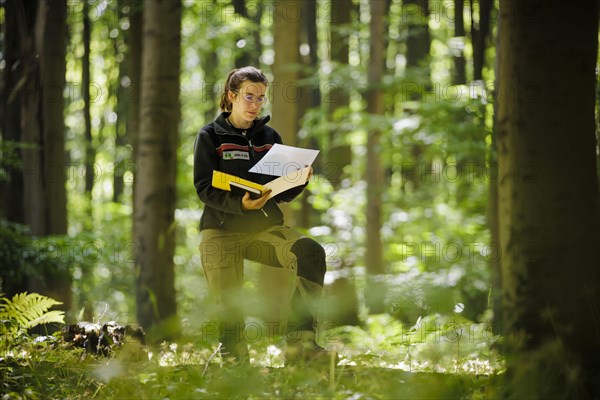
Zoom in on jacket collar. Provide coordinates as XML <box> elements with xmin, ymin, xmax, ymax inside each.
<box><xmin>214</xmin><ymin>112</ymin><xmax>271</xmax><ymax>138</ymax></box>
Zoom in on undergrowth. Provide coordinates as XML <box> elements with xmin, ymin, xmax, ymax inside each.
<box><xmin>1</xmin><ymin>313</ymin><xmax>502</xmax><ymax>399</ymax></box>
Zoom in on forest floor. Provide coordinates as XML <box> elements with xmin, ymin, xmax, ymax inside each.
<box><xmin>1</xmin><ymin>350</ymin><xmax>500</xmax><ymax>399</ymax></box>
<box><xmin>1</xmin><ymin>316</ymin><xmax>503</xmax><ymax>399</ymax></box>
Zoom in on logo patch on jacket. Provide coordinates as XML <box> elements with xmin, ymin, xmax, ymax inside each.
<box><xmin>222</xmin><ymin>150</ymin><xmax>250</xmax><ymax>160</ymax></box>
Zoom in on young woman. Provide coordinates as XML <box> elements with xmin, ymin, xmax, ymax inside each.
<box><xmin>193</xmin><ymin>66</ymin><xmax>328</xmax><ymax>363</ymax></box>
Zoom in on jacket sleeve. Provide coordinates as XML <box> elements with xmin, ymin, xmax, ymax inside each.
<box><xmin>193</xmin><ymin>130</ymin><xmax>246</xmax><ymax>215</ymax></box>
<box><xmin>272</xmin><ymin>133</ymin><xmax>310</xmax><ymax>204</ymax></box>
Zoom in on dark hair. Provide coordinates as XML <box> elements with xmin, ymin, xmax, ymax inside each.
<box><xmin>220</xmin><ymin>66</ymin><xmax>268</xmax><ymax>112</ymax></box>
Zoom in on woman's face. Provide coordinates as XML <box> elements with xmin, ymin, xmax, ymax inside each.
<box><xmin>228</xmin><ymin>81</ymin><xmax>267</xmax><ymax>124</ymax></box>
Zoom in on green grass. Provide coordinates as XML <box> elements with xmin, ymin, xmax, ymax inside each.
<box><xmin>1</xmin><ymin>314</ymin><xmax>502</xmax><ymax>399</ymax></box>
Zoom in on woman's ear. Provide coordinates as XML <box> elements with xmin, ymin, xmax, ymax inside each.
<box><xmin>227</xmin><ymin>90</ymin><xmax>236</xmax><ymax>103</ymax></box>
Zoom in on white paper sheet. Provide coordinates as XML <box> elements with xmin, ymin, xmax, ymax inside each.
<box><xmin>264</xmin><ymin>166</ymin><xmax>311</xmax><ymax>199</ymax></box>
<box><xmin>249</xmin><ymin>143</ymin><xmax>320</xmax><ymax>176</ymax></box>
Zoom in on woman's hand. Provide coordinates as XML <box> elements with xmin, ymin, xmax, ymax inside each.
<box><xmin>306</xmin><ymin>166</ymin><xmax>313</xmax><ymax>183</ymax></box>
<box><xmin>241</xmin><ymin>189</ymin><xmax>272</xmax><ymax>211</ymax></box>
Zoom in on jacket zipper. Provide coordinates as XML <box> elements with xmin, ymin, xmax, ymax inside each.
<box><xmin>247</xmin><ymin>138</ymin><xmax>255</xmax><ymax>163</ymax></box>
<box><xmin>225</xmin><ymin>132</ymin><xmax>268</xmax><ymax>217</ymax></box>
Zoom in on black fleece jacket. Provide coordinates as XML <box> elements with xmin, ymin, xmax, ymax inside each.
<box><xmin>194</xmin><ymin>112</ymin><xmax>307</xmax><ymax>232</ymax></box>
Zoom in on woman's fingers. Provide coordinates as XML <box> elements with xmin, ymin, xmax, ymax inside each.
<box><xmin>242</xmin><ymin>189</ymin><xmax>272</xmax><ymax>210</ymax></box>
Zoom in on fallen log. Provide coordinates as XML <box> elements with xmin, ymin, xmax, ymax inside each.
<box><xmin>62</xmin><ymin>321</ymin><xmax>145</xmax><ymax>356</ymax></box>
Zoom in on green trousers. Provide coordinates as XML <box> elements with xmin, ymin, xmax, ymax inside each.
<box><xmin>200</xmin><ymin>225</ymin><xmax>326</xmax><ymax>361</ymax></box>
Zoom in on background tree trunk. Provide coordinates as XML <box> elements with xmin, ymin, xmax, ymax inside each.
<box><xmin>470</xmin><ymin>0</ymin><xmax>492</xmax><ymax>81</ymax></box>
<box><xmin>364</xmin><ymin>0</ymin><xmax>386</xmax><ymax>314</ymax></box>
<box><xmin>1</xmin><ymin>0</ymin><xmax>25</xmax><ymax>225</ymax></box>
<box><xmin>271</xmin><ymin>0</ymin><xmax>303</xmax><ymax>227</ymax></box>
<box><xmin>497</xmin><ymin>1</ymin><xmax>600</xmax><ymax>396</ymax></box>
<box><xmin>327</xmin><ymin>0</ymin><xmax>353</xmax><ymax>188</ymax></box>
<box><xmin>232</xmin><ymin>0</ymin><xmax>262</xmax><ymax>68</ymax></box>
<box><xmin>488</xmin><ymin>9</ymin><xmax>501</xmax><ymax>334</ymax></box>
<box><xmin>17</xmin><ymin>0</ymin><xmax>71</xmax><ymax>313</ymax></box>
<box><xmin>112</xmin><ymin>0</ymin><xmax>128</xmax><ymax>203</ymax></box>
<box><xmin>127</xmin><ymin>0</ymin><xmax>143</xmax><ymax>164</ymax></box>
<box><xmin>297</xmin><ymin>0</ymin><xmax>320</xmax><ymax>229</ymax></box>
<box><xmin>452</xmin><ymin>0</ymin><xmax>466</xmax><ymax>85</ymax></box>
<box><xmin>402</xmin><ymin>0</ymin><xmax>431</xmax><ymax>194</ymax></box>
<box><xmin>404</xmin><ymin>0</ymin><xmax>430</xmax><ymax>92</ymax></box>
<box><xmin>201</xmin><ymin>51</ymin><xmax>218</xmax><ymax>124</ymax></box>
<box><xmin>83</xmin><ymin>0</ymin><xmax>94</xmax><ymax>195</ymax></box>
<box><xmin>134</xmin><ymin>0</ymin><xmax>181</xmax><ymax>340</ymax></box>
<box><xmin>271</xmin><ymin>0</ymin><xmax>301</xmax><ymax>146</ymax></box>
<box><xmin>20</xmin><ymin>0</ymin><xmax>68</xmax><ymax>238</ymax></box>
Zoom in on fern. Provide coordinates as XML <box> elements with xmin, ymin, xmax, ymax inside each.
<box><xmin>0</xmin><ymin>292</ymin><xmax>65</xmax><ymax>330</ymax></box>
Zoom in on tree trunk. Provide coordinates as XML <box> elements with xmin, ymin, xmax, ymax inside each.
<box><xmin>200</xmin><ymin>51</ymin><xmax>218</xmax><ymax>123</ymax></box>
<box><xmin>452</xmin><ymin>0</ymin><xmax>466</xmax><ymax>85</ymax></box>
<box><xmin>271</xmin><ymin>0</ymin><xmax>303</xmax><ymax>226</ymax></box>
<box><xmin>402</xmin><ymin>0</ymin><xmax>431</xmax><ymax>195</ymax></box>
<box><xmin>134</xmin><ymin>0</ymin><xmax>181</xmax><ymax>340</ymax></box>
<box><xmin>317</xmin><ymin>0</ymin><xmax>359</xmax><ymax>326</ymax></box>
<box><xmin>128</xmin><ymin>0</ymin><xmax>143</xmax><ymax>165</ymax></box>
<box><xmin>364</xmin><ymin>0</ymin><xmax>386</xmax><ymax>314</ymax></box>
<box><xmin>271</xmin><ymin>0</ymin><xmax>301</xmax><ymax>146</ymax></box>
<box><xmin>297</xmin><ymin>0</ymin><xmax>320</xmax><ymax>229</ymax></box>
<box><xmin>1</xmin><ymin>0</ymin><xmax>25</xmax><ymax>225</ymax></box>
<box><xmin>18</xmin><ymin>0</ymin><xmax>71</xmax><ymax>312</ymax></box>
<box><xmin>497</xmin><ymin>1</ymin><xmax>600</xmax><ymax>397</ymax></box>
<box><xmin>404</xmin><ymin>0</ymin><xmax>430</xmax><ymax>91</ymax></box>
<box><xmin>83</xmin><ymin>0</ymin><xmax>95</xmax><ymax>195</ymax></box>
<box><xmin>112</xmin><ymin>0</ymin><xmax>128</xmax><ymax>203</ymax></box>
<box><xmin>488</xmin><ymin>7</ymin><xmax>501</xmax><ymax>334</ymax></box>
<box><xmin>232</xmin><ymin>0</ymin><xmax>261</xmax><ymax>68</ymax></box>
<box><xmin>470</xmin><ymin>0</ymin><xmax>492</xmax><ymax>81</ymax></box>
<box><xmin>327</xmin><ymin>0</ymin><xmax>352</xmax><ymax>188</ymax></box>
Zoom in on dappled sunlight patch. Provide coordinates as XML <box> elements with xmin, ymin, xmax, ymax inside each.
<box><xmin>325</xmin><ymin>313</ymin><xmax>503</xmax><ymax>376</ymax></box>
<box><xmin>151</xmin><ymin>341</ymin><xmax>219</xmax><ymax>367</ymax></box>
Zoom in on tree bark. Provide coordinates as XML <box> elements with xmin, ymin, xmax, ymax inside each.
<box><xmin>497</xmin><ymin>1</ymin><xmax>600</xmax><ymax>396</ymax></box>
<box><xmin>327</xmin><ymin>0</ymin><xmax>352</xmax><ymax>188</ymax></box>
<box><xmin>364</xmin><ymin>0</ymin><xmax>386</xmax><ymax>314</ymax></box>
<box><xmin>271</xmin><ymin>0</ymin><xmax>303</xmax><ymax>227</ymax></box>
<box><xmin>112</xmin><ymin>0</ymin><xmax>128</xmax><ymax>203</ymax></box>
<box><xmin>295</xmin><ymin>0</ymin><xmax>320</xmax><ymax>229</ymax></box>
<box><xmin>82</xmin><ymin>0</ymin><xmax>95</xmax><ymax>195</ymax></box>
<box><xmin>488</xmin><ymin>4</ymin><xmax>502</xmax><ymax>334</ymax></box>
<box><xmin>452</xmin><ymin>0</ymin><xmax>466</xmax><ymax>85</ymax></box>
<box><xmin>232</xmin><ymin>0</ymin><xmax>262</xmax><ymax>68</ymax></box>
<box><xmin>17</xmin><ymin>0</ymin><xmax>71</xmax><ymax>312</ymax></box>
<box><xmin>134</xmin><ymin>0</ymin><xmax>181</xmax><ymax>339</ymax></box>
<box><xmin>20</xmin><ymin>0</ymin><xmax>69</xmax><ymax>237</ymax></box>
<box><xmin>1</xmin><ymin>0</ymin><xmax>25</xmax><ymax>224</ymax></box>
<box><xmin>470</xmin><ymin>0</ymin><xmax>492</xmax><ymax>81</ymax></box>
<box><xmin>271</xmin><ymin>0</ymin><xmax>301</xmax><ymax>146</ymax></box>
<box><xmin>127</xmin><ymin>0</ymin><xmax>143</xmax><ymax>164</ymax></box>
<box><xmin>404</xmin><ymin>0</ymin><xmax>430</xmax><ymax>92</ymax></box>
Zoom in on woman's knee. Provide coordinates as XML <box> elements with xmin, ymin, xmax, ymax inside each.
<box><xmin>291</xmin><ymin>238</ymin><xmax>326</xmax><ymax>285</ymax></box>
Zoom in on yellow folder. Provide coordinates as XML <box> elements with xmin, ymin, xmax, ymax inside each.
<box><xmin>212</xmin><ymin>170</ymin><xmax>265</xmax><ymax>195</ymax></box>
<box><xmin>212</xmin><ymin>167</ymin><xmax>311</xmax><ymax>199</ymax></box>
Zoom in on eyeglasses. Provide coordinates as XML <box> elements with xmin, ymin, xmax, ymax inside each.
<box><xmin>240</xmin><ymin>94</ymin><xmax>268</xmax><ymax>104</ymax></box>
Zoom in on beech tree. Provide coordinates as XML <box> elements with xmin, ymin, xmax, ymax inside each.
<box><xmin>497</xmin><ymin>1</ymin><xmax>599</xmax><ymax>396</ymax></box>
<box><xmin>364</xmin><ymin>0</ymin><xmax>387</xmax><ymax>314</ymax></box>
<box><xmin>14</xmin><ymin>0</ymin><xmax>71</xmax><ymax>310</ymax></box>
<box><xmin>134</xmin><ymin>0</ymin><xmax>181</xmax><ymax>339</ymax></box>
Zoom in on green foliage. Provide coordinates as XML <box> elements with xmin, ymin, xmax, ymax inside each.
<box><xmin>0</xmin><ymin>139</ymin><xmax>32</xmax><ymax>183</ymax></box>
<box><xmin>0</xmin><ymin>314</ymin><xmax>501</xmax><ymax>399</ymax></box>
<box><xmin>0</xmin><ymin>292</ymin><xmax>65</xmax><ymax>334</ymax></box>
<box><xmin>0</xmin><ymin>221</ymin><xmax>72</xmax><ymax>303</ymax></box>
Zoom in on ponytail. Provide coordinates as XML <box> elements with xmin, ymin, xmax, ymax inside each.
<box><xmin>219</xmin><ymin>66</ymin><xmax>268</xmax><ymax>112</ymax></box>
